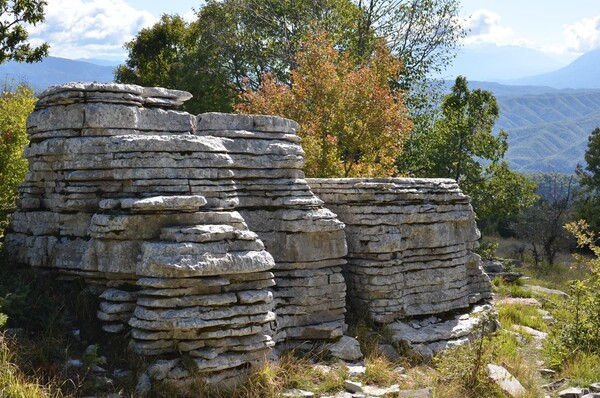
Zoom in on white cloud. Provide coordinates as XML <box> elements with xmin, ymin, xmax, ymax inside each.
<box><xmin>29</xmin><ymin>0</ymin><xmax>156</xmax><ymax>60</ymax></box>
<box><xmin>564</xmin><ymin>15</ymin><xmax>600</xmax><ymax>52</ymax></box>
<box><xmin>462</xmin><ymin>9</ymin><xmax>515</xmax><ymax>46</ymax></box>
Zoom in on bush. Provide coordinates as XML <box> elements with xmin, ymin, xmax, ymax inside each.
<box><xmin>0</xmin><ymin>83</ymin><xmax>36</xmax><ymax>236</ymax></box>
<box><xmin>545</xmin><ymin>220</ymin><xmax>600</xmax><ymax>368</ymax></box>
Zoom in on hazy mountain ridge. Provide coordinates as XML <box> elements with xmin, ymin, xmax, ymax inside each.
<box><xmin>444</xmin><ymin>43</ymin><xmax>573</xmax><ymax>82</ymax></box>
<box><xmin>512</xmin><ymin>48</ymin><xmax>600</xmax><ymax>88</ymax></box>
<box><xmin>0</xmin><ymin>56</ymin><xmax>115</xmax><ymax>93</ymax></box>
<box><xmin>494</xmin><ymin>90</ymin><xmax>600</xmax><ymax>173</ymax></box>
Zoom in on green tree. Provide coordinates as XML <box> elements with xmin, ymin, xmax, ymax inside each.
<box><xmin>354</xmin><ymin>0</ymin><xmax>466</xmax><ymax>85</ymax></box>
<box><xmin>511</xmin><ymin>174</ymin><xmax>575</xmax><ymax>266</ymax></box>
<box><xmin>0</xmin><ymin>84</ymin><xmax>36</xmax><ymax>236</ymax></box>
<box><xmin>116</xmin><ymin>0</ymin><xmax>360</xmax><ymax>113</ymax></box>
<box><xmin>575</xmin><ymin>127</ymin><xmax>600</xmax><ymax>233</ymax></box>
<box><xmin>237</xmin><ymin>33</ymin><xmax>413</xmax><ymax>178</ymax></box>
<box><xmin>114</xmin><ymin>14</ymin><xmax>235</xmax><ymax>114</ymax></box>
<box><xmin>116</xmin><ymin>0</ymin><xmax>465</xmax><ymax>115</ymax></box>
<box><xmin>398</xmin><ymin>76</ymin><xmax>536</xmax><ymax>225</ymax></box>
<box><xmin>0</xmin><ymin>0</ymin><xmax>49</xmax><ymax>63</ymax></box>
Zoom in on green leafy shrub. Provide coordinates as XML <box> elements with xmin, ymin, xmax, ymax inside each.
<box><xmin>545</xmin><ymin>220</ymin><xmax>600</xmax><ymax>368</ymax></box>
<box><xmin>0</xmin><ymin>84</ymin><xmax>36</xmax><ymax>236</ymax></box>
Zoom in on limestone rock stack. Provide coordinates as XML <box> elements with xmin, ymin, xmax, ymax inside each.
<box><xmin>3</xmin><ymin>83</ymin><xmax>279</xmax><ymax>384</ymax></box>
<box><xmin>3</xmin><ymin>81</ymin><xmax>498</xmax><ymax>379</ymax></box>
<box><xmin>195</xmin><ymin>113</ymin><xmax>348</xmax><ymax>343</ymax></box>
<box><xmin>4</xmin><ymin>83</ymin><xmax>348</xmax><ymax>353</ymax></box>
<box><xmin>307</xmin><ymin>178</ymin><xmax>492</xmax><ymax>353</ymax></box>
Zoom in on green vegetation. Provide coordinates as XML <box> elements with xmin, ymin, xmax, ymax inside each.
<box><xmin>0</xmin><ymin>84</ymin><xmax>36</xmax><ymax>236</ymax></box>
<box><xmin>398</xmin><ymin>76</ymin><xmax>537</xmax><ymax>225</ymax></box>
<box><xmin>496</xmin><ymin>91</ymin><xmax>600</xmax><ymax>173</ymax></box>
<box><xmin>116</xmin><ymin>0</ymin><xmax>465</xmax><ymax>116</ymax></box>
<box><xmin>0</xmin><ymin>1</ymin><xmax>49</xmax><ymax>63</ymax></box>
<box><xmin>544</xmin><ymin>220</ymin><xmax>600</xmax><ymax>369</ymax></box>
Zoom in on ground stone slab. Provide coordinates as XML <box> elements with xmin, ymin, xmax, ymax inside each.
<box><xmin>488</xmin><ymin>364</ymin><xmax>526</xmax><ymax>398</ymax></box>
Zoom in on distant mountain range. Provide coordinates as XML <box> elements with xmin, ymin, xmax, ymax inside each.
<box><xmin>494</xmin><ymin>88</ymin><xmax>600</xmax><ymax>173</ymax></box>
<box><xmin>512</xmin><ymin>48</ymin><xmax>600</xmax><ymax>88</ymax></box>
<box><xmin>445</xmin><ymin>43</ymin><xmax>572</xmax><ymax>82</ymax></box>
<box><xmin>0</xmin><ymin>56</ymin><xmax>115</xmax><ymax>93</ymax></box>
<box><xmin>2</xmin><ymin>53</ymin><xmax>600</xmax><ymax>174</ymax></box>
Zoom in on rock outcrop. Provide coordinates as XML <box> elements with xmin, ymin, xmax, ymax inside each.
<box><xmin>307</xmin><ymin>178</ymin><xmax>493</xmax><ymax>355</ymax></box>
<box><xmin>4</xmin><ymin>82</ymin><xmax>347</xmax><ymax>385</ymax></box>
<box><xmin>4</xmin><ymin>82</ymin><xmax>493</xmax><ymax>385</ymax></box>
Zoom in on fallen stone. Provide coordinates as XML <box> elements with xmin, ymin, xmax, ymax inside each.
<box><xmin>559</xmin><ymin>387</ymin><xmax>590</xmax><ymax>398</ymax></box>
<box><xmin>362</xmin><ymin>384</ymin><xmax>400</xmax><ymax>397</ymax></box>
<box><xmin>135</xmin><ymin>372</ymin><xmax>152</xmax><ymax>397</ymax></box>
<box><xmin>376</xmin><ymin>343</ymin><xmax>400</xmax><ymax>362</ymax></box>
<box><xmin>523</xmin><ymin>284</ymin><xmax>569</xmax><ymax>298</ymax></box>
<box><xmin>282</xmin><ymin>389</ymin><xmax>315</xmax><ymax>397</ymax></box>
<box><xmin>325</xmin><ymin>336</ymin><xmax>363</xmax><ymax>361</ymax></box>
<box><xmin>345</xmin><ymin>363</ymin><xmax>366</xmax><ymax>377</ymax></box>
<box><xmin>487</xmin><ymin>364</ymin><xmax>526</xmax><ymax>397</ymax></box>
<box><xmin>539</xmin><ymin>368</ymin><xmax>556</xmax><ymax>376</ymax></box>
<box><xmin>513</xmin><ymin>325</ymin><xmax>548</xmax><ymax>340</ymax></box>
<box><xmin>344</xmin><ymin>380</ymin><xmax>363</xmax><ymax>393</ymax></box>
<box><xmin>543</xmin><ymin>378</ymin><xmax>568</xmax><ymax>391</ymax></box>
<box><xmin>590</xmin><ymin>383</ymin><xmax>600</xmax><ymax>393</ymax></box>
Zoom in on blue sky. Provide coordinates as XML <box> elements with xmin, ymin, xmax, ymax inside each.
<box><xmin>460</xmin><ymin>1</ymin><xmax>600</xmax><ymax>56</ymax></box>
<box><xmin>26</xmin><ymin>0</ymin><xmax>600</xmax><ymax>68</ymax></box>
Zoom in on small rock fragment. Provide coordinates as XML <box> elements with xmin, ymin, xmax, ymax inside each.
<box><xmin>344</xmin><ymin>379</ymin><xmax>363</xmax><ymax>393</ymax></box>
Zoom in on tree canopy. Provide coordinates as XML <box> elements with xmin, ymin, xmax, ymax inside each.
<box><xmin>575</xmin><ymin>127</ymin><xmax>600</xmax><ymax>233</ymax></box>
<box><xmin>0</xmin><ymin>0</ymin><xmax>49</xmax><ymax>63</ymax></box>
<box><xmin>115</xmin><ymin>0</ymin><xmax>464</xmax><ymax>115</ymax></box>
<box><xmin>398</xmin><ymin>76</ymin><xmax>536</xmax><ymax>223</ymax></box>
<box><xmin>237</xmin><ymin>33</ymin><xmax>413</xmax><ymax>178</ymax></box>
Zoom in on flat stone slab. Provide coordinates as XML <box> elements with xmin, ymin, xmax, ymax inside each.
<box><xmin>487</xmin><ymin>364</ymin><xmax>526</xmax><ymax>397</ymax></box>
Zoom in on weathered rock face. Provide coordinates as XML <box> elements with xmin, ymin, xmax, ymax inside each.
<box><xmin>4</xmin><ymin>82</ymin><xmax>492</xmax><ymax>383</ymax></box>
<box><xmin>194</xmin><ymin>113</ymin><xmax>348</xmax><ymax>343</ymax></box>
<box><xmin>307</xmin><ymin>178</ymin><xmax>493</xmax><ymax>353</ymax></box>
<box><xmin>4</xmin><ymin>82</ymin><xmax>347</xmax><ymax>384</ymax></box>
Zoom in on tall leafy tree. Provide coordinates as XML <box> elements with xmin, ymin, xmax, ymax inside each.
<box><xmin>354</xmin><ymin>0</ymin><xmax>466</xmax><ymax>85</ymax></box>
<box><xmin>398</xmin><ymin>76</ymin><xmax>536</xmax><ymax>224</ymax></box>
<box><xmin>114</xmin><ymin>14</ymin><xmax>235</xmax><ymax>114</ymax></box>
<box><xmin>0</xmin><ymin>84</ymin><xmax>36</xmax><ymax>236</ymax></box>
<box><xmin>0</xmin><ymin>0</ymin><xmax>49</xmax><ymax>63</ymax></box>
<box><xmin>575</xmin><ymin>127</ymin><xmax>600</xmax><ymax>233</ymax></box>
<box><xmin>116</xmin><ymin>0</ymin><xmax>465</xmax><ymax>114</ymax></box>
<box><xmin>237</xmin><ymin>33</ymin><xmax>413</xmax><ymax>178</ymax></box>
<box><xmin>115</xmin><ymin>0</ymin><xmax>361</xmax><ymax>114</ymax></box>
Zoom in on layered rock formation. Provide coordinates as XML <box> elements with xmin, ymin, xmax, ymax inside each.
<box><xmin>3</xmin><ymin>82</ymin><xmax>346</xmax><ymax>384</ymax></box>
<box><xmin>4</xmin><ymin>81</ymin><xmax>492</xmax><ymax>384</ymax></box>
<box><xmin>307</xmin><ymin>178</ymin><xmax>493</xmax><ymax>355</ymax></box>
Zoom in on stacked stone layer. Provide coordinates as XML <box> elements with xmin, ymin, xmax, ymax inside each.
<box><xmin>307</xmin><ymin>178</ymin><xmax>492</xmax><ymax>326</ymax></box>
<box><xmin>195</xmin><ymin>113</ymin><xmax>348</xmax><ymax>342</ymax></box>
<box><xmin>4</xmin><ymin>83</ymin><xmax>348</xmax><ymax>354</ymax></box>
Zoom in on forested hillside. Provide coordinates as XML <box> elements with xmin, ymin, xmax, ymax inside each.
<box><xmin>494</xmin><ymin>90</ymin><xmax>600</xmax><ymax>173</ymax></box>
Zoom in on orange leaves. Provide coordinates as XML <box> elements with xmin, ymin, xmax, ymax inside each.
<box><xmin>237</xmin><ymin>32</ymin><xmax>413</xmax><ymax>178</ymax></box>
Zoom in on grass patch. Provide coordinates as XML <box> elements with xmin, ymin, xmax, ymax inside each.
<box><xmin>0</xmin><ymin>333</ymin><xmax>64</xmax><ymax>398</ymax></box>
<box><xmin>361</xmin><ymin>354</ymin><xmax>406</xmax><ymax>387</ymax></box>
<box><xmin>559</xmin><ymin>352</ymin><xmax>600</xmax><ymax>386</ymax></box>
<box><xmin>496</xmin><ymin>303</ymin><xmax>548</xmax><ymax>332</ymax></box>
<box><xmin>492</xmin><ymin>278</ymin><xmax>534</xmax><ymax>298</ymax></box>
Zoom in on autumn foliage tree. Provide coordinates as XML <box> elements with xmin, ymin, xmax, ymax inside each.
<box><xmin>237</xmin><ymin>33</ymin><xmax>413</xmax><ymax>178</ymax></box>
